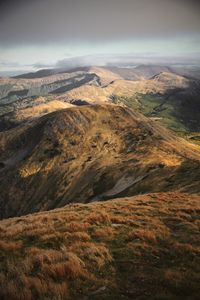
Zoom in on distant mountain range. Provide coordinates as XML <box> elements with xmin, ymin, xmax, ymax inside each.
<box><xmin>1</xmin><ymin>65</ymin><xmax>200</xmax><ymax>134</ymax></box>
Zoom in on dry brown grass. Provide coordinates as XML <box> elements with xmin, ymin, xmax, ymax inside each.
<box><xmin>0</xmin><ymin>240</ymin><xmax>23</xmax><ymax>251</ymax></box>
<box><xmin>69</xmin><ymin>241</ymin><xmax>113</xmax><ymax>269</ymax></box>
<box><xmin>64</xmin><ymin>231</ymin><xmax>91</xmax><ymax>241</ymax></box>
<box><xmin>41</xmin><ymin>252</ymin><xmax>86</xmax><ymax>279</ymax></box>
<box><xmin>86</xmin><ymin>210</ymin><xmax>111</xmax><ymax>225</ymax></box>
<box><xmin>129</xmin><ymin>228</ymin><xmax>157</xmax><ymax>242</ymax></box>
<box><xmin>0</xmin><ymin>275</ymin><xmax>68</xmax><ymax>300</ymax></box>
<box><xmin>0</xmin><ymin>192</ymin><xmax>200</xmax><ymax>299</ymax></box>
<box><xmin>93</xmin><ymin>227</ymin><xmax>114</xmax><ymax>240</ymax></box>
<box><xmin>64</xmin><ymin>221</ymin><xmax>91</xmax><ymax>232</ymax></box>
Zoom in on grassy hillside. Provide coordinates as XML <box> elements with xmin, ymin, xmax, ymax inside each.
<box><xmin>0</xmin><ymin>192</ymin><xmax>199</xmax><ymax>300</ymax></box>
<box><xmin>1</xmin><ymin>105</ymin><xmax>200</xmax><ymax>219</ymax></box>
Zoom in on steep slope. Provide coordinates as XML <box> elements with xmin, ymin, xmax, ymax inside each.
<box><xmin>0</xmin><ymin>192</ymin><xmax>200</xmax><ymax>300</ymax></box>
<box><xmin>0</xmin><ymin>71</ymin><xmax>99</xmax><ymax>102</ymax></box>
<box><xmin>62</xmin><ymin>71</ymin><xmax>190</xmax><ymax>102</ymax></box>
<box><xmin>0</xmin><ymin>70</ymin><xmax>103</xmax><ymax>130</ymax></box>
<box><xmin>88</xmin><ymin>66</ymin><xmax>123</xmax><ymax>85</ymax></box>
<box><xmin>0</xmin><ymin>105</ymin><xmax>200</xmax><ymax>219</ymax></box>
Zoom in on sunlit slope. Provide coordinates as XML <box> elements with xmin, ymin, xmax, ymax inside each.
<box><xmin>0</xmin><ymin>192</ymin><xmax>200</xmax><ymax>300</ymax></box>
<box><xmin>1</xmin><ymin>69</ymin><xmax>200</xmax><ymax>135</ymax></box>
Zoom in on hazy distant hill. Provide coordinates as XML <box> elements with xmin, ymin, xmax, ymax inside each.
<box><xmin>12</xmin><ymin>67</ymin><xmax>91</xmax><ymax>79</ymax></box>
<box><xmin>107</xmin><ymin>64</ymin><xmax>174</xmax><ymax>80</ymax></box>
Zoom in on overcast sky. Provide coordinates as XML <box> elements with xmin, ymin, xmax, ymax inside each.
<box><xmin>0</xmin><ymin>0</ymin><xmax>200</xmax><ymax>74</ymax></box>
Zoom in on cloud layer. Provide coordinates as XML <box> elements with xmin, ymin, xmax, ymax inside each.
<box><xmin>0</xmin><ymin>0</ymin><xmax>200</xmax><ymax>46</ymax></box>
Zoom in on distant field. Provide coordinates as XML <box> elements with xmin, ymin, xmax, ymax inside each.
<box><xmin>112</xmin><ymin>92</ymin><xmax>200</xmax><ymax>137</ymax></box>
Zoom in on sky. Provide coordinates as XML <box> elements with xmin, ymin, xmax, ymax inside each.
<box><xmin>0</xmin><ymin>0</ymin><xmax>200</xmax><ymax>75</ymax></box>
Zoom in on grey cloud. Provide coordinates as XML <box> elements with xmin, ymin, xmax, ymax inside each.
<box><xmin>0</xmin><ymin>0</ymin><xmax>200</xmax><ymax>46</ymax></box>
<box><xmin>55</xmin><ymin>55</ymin><xmax>117</xmax><ymax>69</ymax></box>
<box><xmin>32</xmin><ymin>62</ymin><xmax>55</xmax><ymax>69</ymax></box>
<box><xmin>55</xmin><ymin>55</ymin><xmax>138</xmax><ymax>69</ymax></box>
<box><xmin>55</xmin><ymin>53</ymin><xmax>200</xmax><ymax>70</ymax></box>
<box><xmin>0</xmin><ymin>61</ymin><xmax>20</xmax><ymax>67</ymax></box>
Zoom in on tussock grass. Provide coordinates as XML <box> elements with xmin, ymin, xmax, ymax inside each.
<box><xmin>0</xmin><ymin>192</ymin><xmax>200</xmax><ymax>299</ymax></box>
<box><xmin>0</xmin><ymin>240</ymin><xmax>23</xmax><ymax>251</ymax></box>
<box><xmin>92</xmin><ymin>227</ymin><xmax>114</xmax><ymax>240</ymax></box>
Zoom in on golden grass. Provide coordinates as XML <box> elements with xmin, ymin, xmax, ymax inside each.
<box><xmin>92</xmin><ymin>227</ymin><xmax>114</xmax><ymax>240</ymax></box>
<box><xmin>0</xmin><ymin>240</ymin><xmax>23</xmax><ymax>251</ymax></box>
<box><xmin>0</xmin><ymin>192</ymin><xmax>200</xmax><ymax>299</ymax></box>
<box><xmin>129</xmin><ymin>228</ymin><xmax>157</xmax><ymax>242</ymax></box>
<box><xmin>86</xmin><ymin>210</ymin><xmax>111</xmax><ymax>225</ymax></box>
<box><xmin>64</xmin><ymin>231</ymin><xmax>91</xmax><ymax>241</ymax></box>
<box><xmin>40</xmin><ymin>252</ymin><xmax>86</xmax><ymax>279</ymax></box>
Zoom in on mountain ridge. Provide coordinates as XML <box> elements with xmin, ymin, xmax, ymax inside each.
<box><xmin>0</xmin><ymin>104</ymin><xmax>200</xmax><ymax>219</ymax></box>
